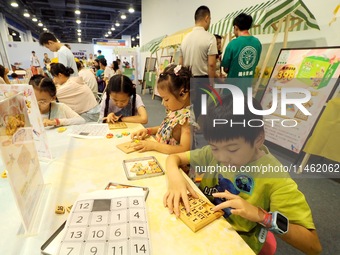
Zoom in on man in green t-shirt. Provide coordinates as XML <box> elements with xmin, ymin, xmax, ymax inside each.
<box><xmin>163</xmin><ymin>94</ymin><xmax>322</xmax><ymax>254</ymax></box>
<box><xmin>221</xmin><ymin>13</ymin><xmax>262</xmax><ymax>95</ymax></box>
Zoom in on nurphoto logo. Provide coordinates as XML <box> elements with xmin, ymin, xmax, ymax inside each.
<box><xmin>201</xmin><ymin>84</ymin><xmax>312</xmax><ymax>128</ymax></box>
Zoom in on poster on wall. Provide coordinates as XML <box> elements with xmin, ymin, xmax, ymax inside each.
<box><xmin>0</xmin><ymin>84</ymin><xmax>52</xmax><ymax>159</ymax></box>
<box><xmin>0</xmin><ymin>93</ymin><xmax>45</xmax><ymax>233</ymax></box>
<box><xmin>260</xmin><ymin>47</ymin><xmax>340</xmax><ymax>155</ymax></box>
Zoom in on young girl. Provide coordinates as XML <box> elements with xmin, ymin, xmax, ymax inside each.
<box><xmin>29</xmin><ymin>75</ymin><xmax>85</xmax><ymax>127</ymax></box>
<box><xmin>131</xmin><ymin>65</ymin><xmax>193</xmax><ymax>154</ymax></box>
<box><xmin>99</xmin><ymin>74</ymin><xmax>148</xmax><ymax>124</ymax></box>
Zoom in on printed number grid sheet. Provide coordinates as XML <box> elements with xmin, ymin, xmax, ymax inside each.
<box><xmin>69</xmin><ymin>124</ymin><xmax>109</xmax><ymax>138</ymax></box>
<box><xmin>57</xmin><ymin>189</ymin><xmax>151</xmax><ymax>255</ymax></box>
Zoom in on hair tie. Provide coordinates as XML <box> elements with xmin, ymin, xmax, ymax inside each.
<box><xmin>174</xmin><ymin>65</ymin><xmax>182</xmax><ymax>76</ymax></box>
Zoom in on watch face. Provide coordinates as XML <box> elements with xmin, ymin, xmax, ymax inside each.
<box><xmin>276</xmin><ymin>213</ymin><xmax>288</xmax><ymax>232</ymax></box>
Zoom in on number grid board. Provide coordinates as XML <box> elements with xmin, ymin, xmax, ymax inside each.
<box><xmin>123</xmin><ymin>156</ymin><xmax>165</xmax><ymax>180</ymax></box>
<box><xmin>69</xmin><ymin>124</ymin><xmax>109</xmax><ymax>138</ymax></box>
<box><xmin>179</xmin><ymin>196</ymin><xmax>224</xmax><ymax>232</ymax></box>
<box><xmin>57</xmin><ymin>189</ymin><xmax>151</xmax><ymax>255</ymax></box>
<box><xmin>108</xmin><ymin>122</ymin><xmax>128</xmax><ymax>130</ymax></box>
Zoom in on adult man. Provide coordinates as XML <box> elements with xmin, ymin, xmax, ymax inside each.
<box><xmin>221</xmin><ymin>13</ymin><xmax>262</xmax><ymax>94</ymax></box>
<box><xmin>97</xmin><ymin>50</ymin><xmax>105</xmax><ymax>60</ymax></box>
<box><xmin>30</xmin><ymin>51</ymin><xmax>41</xmax><ymax>75</ymax></box>
<box><xmin>179</xmin><ymin>5</ymin><xmax>217</xmax><ymax>119</ymax></box>
<box><xmin>39</xmin><ymin>32</ymin><xmax>78</xmax><ymax>76</ymax></box>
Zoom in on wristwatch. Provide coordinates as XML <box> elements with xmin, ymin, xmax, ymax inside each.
<box><xmin>269</xmin><ymin>211</ymin><xmax>289</xmax><ymax>234</ymax></box>
<box><xmin>258</xmin><ymin>208</ymin><xmax>289</xmax><ymax>235</ymax></box>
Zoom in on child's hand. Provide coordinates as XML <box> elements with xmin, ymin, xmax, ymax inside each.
<box><xmin>163</xmin><ymin>169</ymin><xmax>198</xmax><ymax>217</ymax></box>
<box><xmin>130</xmin><ymin>129</ymin><xmax>148</xmax><ymax>140</ymax></box>
<box><xmin>107</xmin><ymin>113</ymin><xmax>122</xmax><ymax>123</ymax></box>
<box><xmin>133</xmin><ymin>140</ymin><xmax>156</xmax><ymax>152</ymax></box>
<box><xmin>212</xmin><ymin>190</ymin><xmax>262</xmax><ymax>223</ymax></box>
<box><xmin>43</xmin><ymin>119</ymin><xmax>57</xmax><ymax>127</ymax></box>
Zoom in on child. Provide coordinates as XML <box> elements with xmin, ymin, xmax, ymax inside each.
<box><xmin>131</xmin><ymin>65</ymin><xmax>192</xmax><ymax>154</ymax></box>
<box><xmin>29</xmin><ymin>75</ymin><xmax>85</xmax><ymax>127</ymax></box>
<box><xmin>99</xmin><ymin>74</ymin><xmax>148</xmax><ymax>124</ymax></box>
<box><xmin>163</xmin><ymin>94</ymin><xmax>322</xmax><ymax>255</ymax></box>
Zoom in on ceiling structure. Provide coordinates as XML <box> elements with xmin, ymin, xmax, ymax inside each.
<box><xmin>0</xmin><ymin>0</ymin><xmax>141</xmax><ymax>46</ymax></box>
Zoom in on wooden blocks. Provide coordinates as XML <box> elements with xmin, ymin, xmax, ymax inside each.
<box><xmin>179</xmin><ymin>196</ymin><xmax>224</xmax><ymax>232</ymax></box>
<box><xmin>55</xmin><ymin>205</ymin><xmax>65</xmax><ymax>214</ymax></box>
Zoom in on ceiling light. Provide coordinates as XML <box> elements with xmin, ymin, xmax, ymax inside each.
<box><xmin>32</xmin><ymin>16</ymin><xmax>38</xmax><ymax>22</ymax></box>
<box><xmin>75</xmin><ymin>10</ymin><xmax>81</xmax><ymax>15</ymax></box>
<box><xmin>43</xmin><ymin>27</ymin><xmax>47</xmax><ymax>31</ymax></box>
<box><xmin>128</xmin><ymin>7</ymin><xmax>135</xmax><ymax>13</ymax></box>
<box><xmin>78</xmin><ymin>38</ymin><xmax>81</xmax><ymax>43</ymax></box>
<box><xmin>136</xmin><ymin>34</ymin><xmax>140</xmax><ymax>39</ymax></box>
<box><xmin>76</xmin><ymin>19</ymin><xmax>81</xmax><ymax>24</ymax></box>
<box><xmin>121</xmin><ymin>13</ymin><xmax>126</xmax><ymax>20</ymax></box>
<box><xmin>77</xmin><ymin>32</ymin><xmax>81</xmax><ymax>36</ymax></box>
<box><xmin>23</xmin><ymin>10</ymin><xmax>30</xmax><ymax>18</ymax></box>
<box><xmin>115</xmin><ymin>21</ymin><xmax>120</xmax><ymax>27</ymax></box>
<box><xmin>77</xmin><ymin>29</ymin><xmax>81</xmax><ymax>33</ymax></box>
<box><xmin>132</xmin><ymin>37</ymin><xmax>135</xmax><ymax>41</ymax></box>
<box><xmin>38</xmin><ymin>21</ymin><xmax>43</xmax><ymax>27</ymax></box>
<box><xmin>10</xmin><ymin>1</ymin><xmax>18</xmax><ymax>8</ymax></box>
<box><xmin>111</xmin><ymin>27</ymin><xmax>115</xmax><ymax>31</ymax></box>
<box><xmin>12</xmin><ymin>32</ymin><xmax>17</xmax><ymax>36</ymax></box>
<box><xmin>108</xmin><ymin>31</ymin><xmax>112</xmax><ymax>35</ymax></box>
<box><xmin>104</xmin><ymin>34</ymin><xmax>108</xmax><ymax>37</ymax></box>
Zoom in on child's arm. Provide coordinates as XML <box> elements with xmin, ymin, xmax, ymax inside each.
<box><xmin>121</xmin><ymin>106</ymin><xmax>148</xmax><ymax>124</ymax></box>
<box><xmin>280</xmin><ymin>225</ymin><xmax>321</xmax><ymax>255</ymax></box>
<box><xmin>212</xmin><ymin>191</ymin><xmax>322</xmax><ymax>255</ymax></box>
<box><xmin>130</xmin><ymin>126</ymin><xmax>160</xmax><ymax>140</ymax></box>
<box><xmin>163</xmin><ymin>153</ymin><xmax>198</xmax><ymax>216</ymax></box>
<box><xmin>133</xmin><ymin>120</ymin><xmax>191</xmax><ymax>154</ymax></box>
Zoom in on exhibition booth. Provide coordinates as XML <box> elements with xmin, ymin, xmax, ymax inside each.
<box><xmin>1</xmin><ymin>0</ymin><xmax>340</xmax><ymax>254</ymax></box>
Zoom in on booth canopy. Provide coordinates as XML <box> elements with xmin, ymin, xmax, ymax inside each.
<box><xmin>159</xmin><ymin>27</ymin><xmax>193</xmax><ymax>49</ymax></box>
<box><xmin>140</xmin><ymin>35</ymin><xmax>167</xmax><ymax>54</ymax></box>
<box><xmin>209</xmin><ymin>0</ymin><xmax>320</xmax><ymax>36</ymax></box>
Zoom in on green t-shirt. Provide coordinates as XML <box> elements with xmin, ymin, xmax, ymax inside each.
<box><xmin>188</xmin><ymin>145</ymin><xmax>315</xmax><ymax>254</ymax></box>
<box><xmin>221</xmin><ymin>36</ymin><xmax>262</xmax><ymax>94</ymax></box>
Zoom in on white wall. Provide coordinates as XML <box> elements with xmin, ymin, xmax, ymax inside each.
<box><xmin>5</xmin><ymin>42</ymin><xmax>93</xmax><ymax>69</ymax></box>
<box><xmin>141</xmin><ymin>0</ymin><xmax>340</xmax><ymax>65</ymax></box>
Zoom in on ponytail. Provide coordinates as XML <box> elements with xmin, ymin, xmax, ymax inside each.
<box><xmin>103</xmin><ymin>87</ymin><xmax>110</xmax><ymax>123</ymax></box>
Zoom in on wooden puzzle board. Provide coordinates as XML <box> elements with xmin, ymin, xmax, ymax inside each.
<box><xmin>116</xmin><ymin>138</ymin><xmax>151</xmax><ymax>154</ymax></box>
<box><xmin>179</xmin><ymin>196</ymin><xmax>224</xmax><ymax>232</ymax></box>
<box><xmin>108</xmin><ymin>122</ymin><xmax>128</xmax><ymax>130</ymax></box>
<box><xmin>116</xmin><ymin>141</ymin><xmax>139</xmax><ymax>154</ymax></box>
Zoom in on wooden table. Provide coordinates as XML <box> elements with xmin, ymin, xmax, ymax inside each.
<box><xmin>0</xmin><ymin>123</ymin><xmax>255</xmax><ymax>255</ymax></box>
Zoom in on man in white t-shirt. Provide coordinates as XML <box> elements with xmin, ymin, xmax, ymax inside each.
<box><xmin>179</xmin><ymin>5</ymin><xmax>217</xmax><ymax>119</ymax></box>
<box><xmin>39</xmin><ymin>32</ymin><xmax>78</xmax><ymax>76</ymax></box>
<box><xmin>30</xmin><ymin>51</ymin><xmax>41</xmax><ymax>75</ymax></box>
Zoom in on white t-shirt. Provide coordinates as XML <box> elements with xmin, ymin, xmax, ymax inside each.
<box><xmin>79</xmin><ymin>69</ymin><xmax>98</xmax><ymax>96</ymax></box>
<box><xmin>57</xmin><ymin>76</ymin><xmax>98</xmax><ymax>114</ymax></box>
<box><xmin>104</xmin><ymin>66</ymin><xmax>115</xmax><ymax>80</ymax></box>
<box><xmin>180</xmin><ymin>26</ymin><xmax>217</xmax><ymax>76</ymax></box>
<box><xmin>58</xmin><ymin>46</ymin><xmax>78</xmax><ymax>76</ymax></box>
<box><xmin>30</xmin><ymin>55</ymin><xmax>40</xmax><ymax>67</ymax></box>
<box><xmin>41</xmin><ymin>102</ymin><xmax>85</xmax><ymax>126</ymax></box>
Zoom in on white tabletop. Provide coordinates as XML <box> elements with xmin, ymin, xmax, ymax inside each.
<box><xmin>0</xmin><ymin>123</ymin><xmax>255</xmax><ymax>255</ymax></box>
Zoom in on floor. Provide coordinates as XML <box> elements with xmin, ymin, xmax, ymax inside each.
<box><xmin>140</xmin><ymin>91</ymin><xmax>340</xmax><ymax>255</ymax></box>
